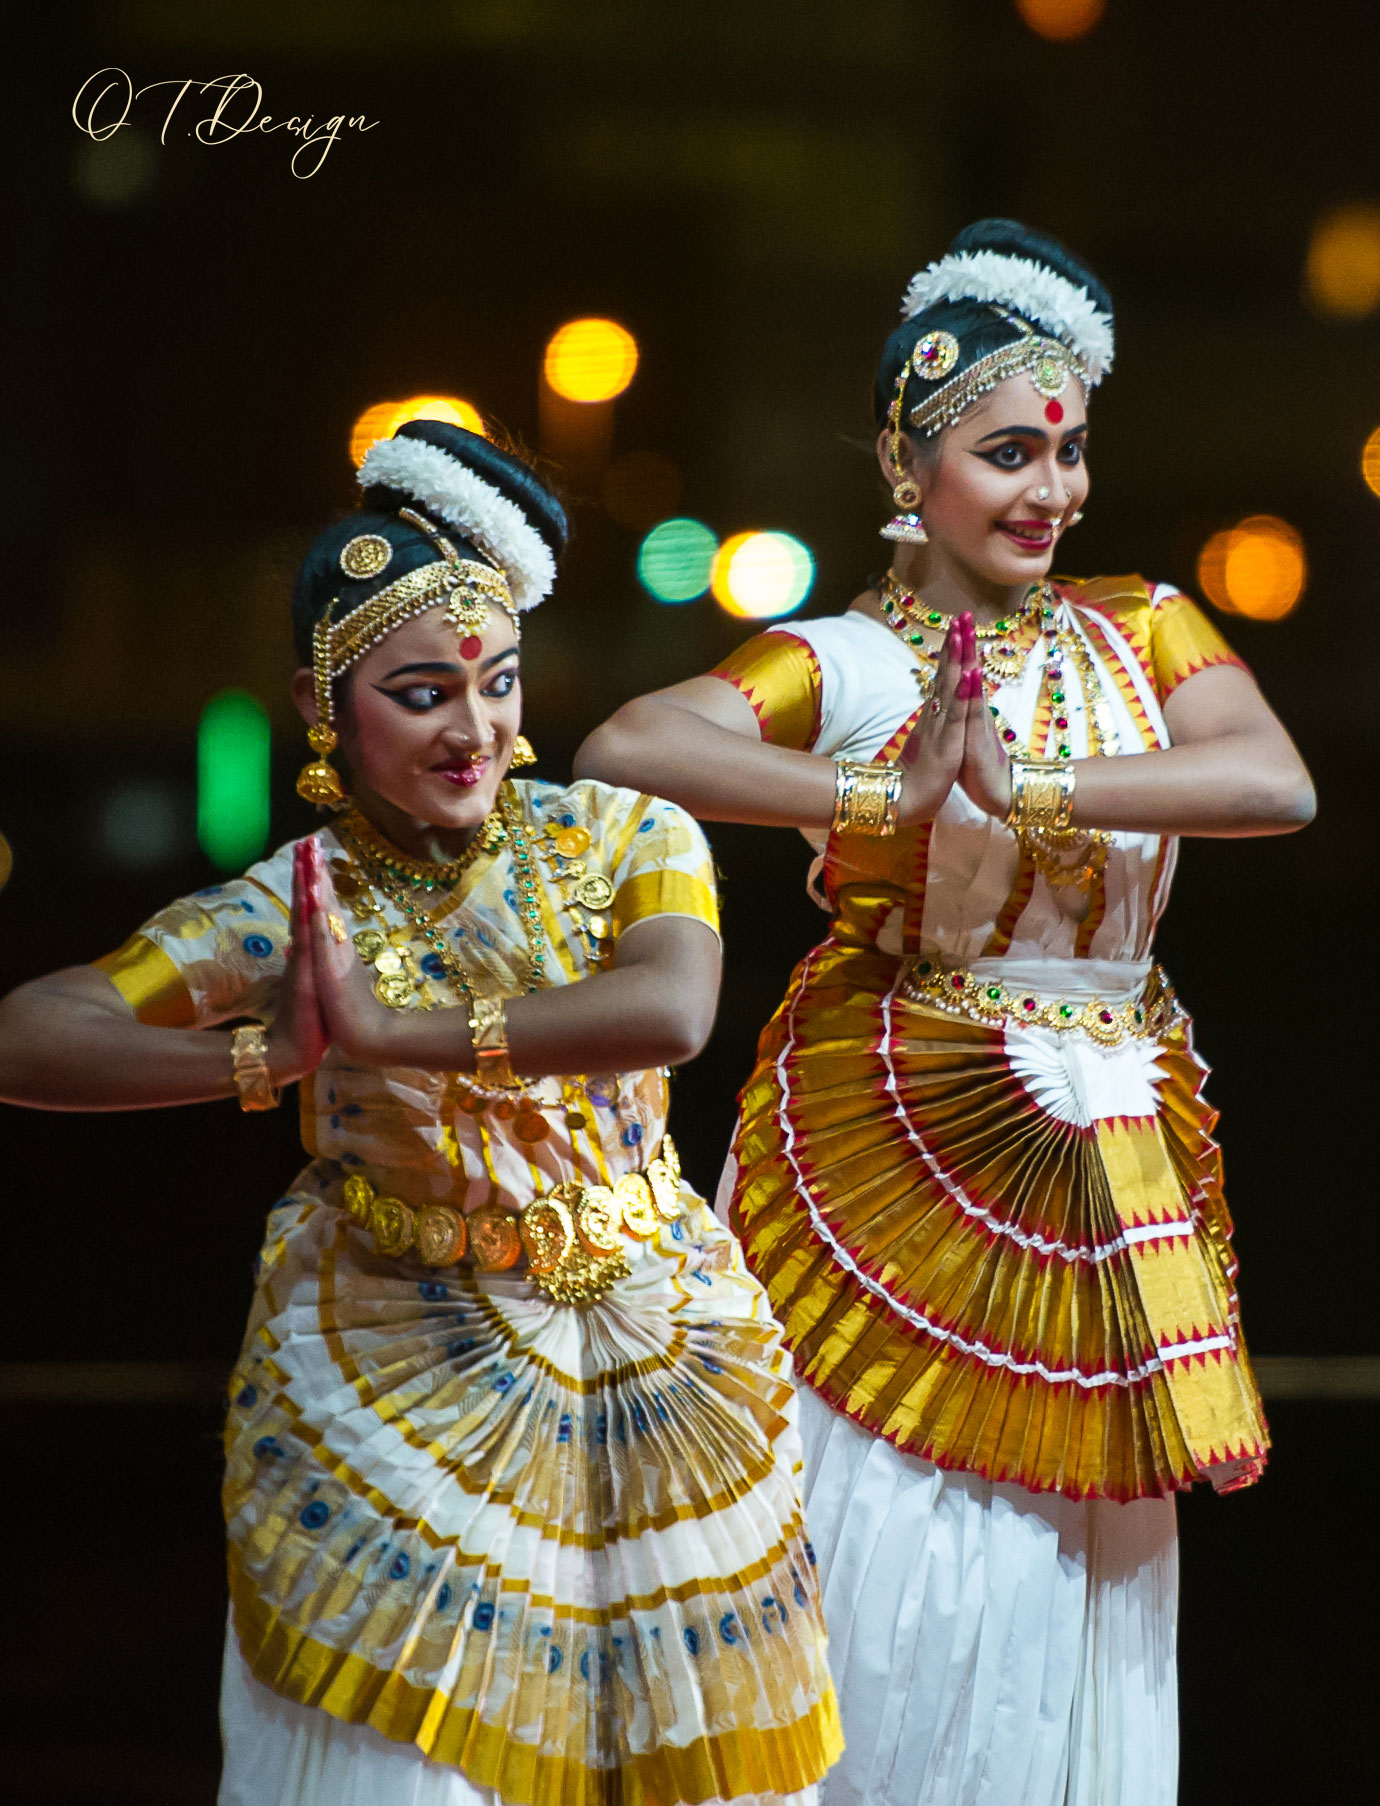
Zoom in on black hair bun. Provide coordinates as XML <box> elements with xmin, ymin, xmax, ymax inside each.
<box><xmin>948</xmin><ymin>218</ymin><xmax>1113</xmax><ymax>318</ymax></box>
<box><xmin>364</xmin><ymin>418</ymin><xmax>569</xmax><ymax>560</ymax></box>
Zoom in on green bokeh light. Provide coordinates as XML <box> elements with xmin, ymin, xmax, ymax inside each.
<box><xmin>198</xmin><ymin>689</ymin><xmax>271</xmax><ymax>872</ymax></box>
<box><xmin>637</xmin><ymin>517</ymin><xmax>719</xmax><ymax>603</ymax></box>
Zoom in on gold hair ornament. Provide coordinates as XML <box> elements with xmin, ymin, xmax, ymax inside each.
<box><xmin>906</xmin><ymin>313</ymin><xmax>1088</xmax><ymax>439</ymax></box>
<box><xmin>397</xmin><ymin>506</ymin><xmax>520</xmax><ymax>643</ymax></box>
<box><xmin>339</xmin><ymin>534</ymin><xmax>393</xmax><ymax>580</ymax></box>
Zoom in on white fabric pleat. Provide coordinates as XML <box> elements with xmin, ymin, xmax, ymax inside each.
<box><xmin>219</xmin><ymin>1619</ymin><xmax>819</xmax><ymax>1806</ymax></box>
<box><xmin>797</xmin><ymin>1384</ymin><xmax>1178</xmax><ymax>1806</ymax></box>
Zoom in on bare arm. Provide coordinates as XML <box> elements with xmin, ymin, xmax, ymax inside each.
<box><xmin>0</xmin><ymin>856</ymin><xmax>328</xmax><ymax>1111</ymax></box>
<box><xmin>576</xmin><ymin>620</ymin><xmax>979</xmax><ymax>829</ymax></box>
<box><xmin>1069</xmin><ymin>665</ymin><xmax>1316</xmax><ymax>836</ymax></box>
<box><xmin>576</xmin><ymin>678</ymin><xmax>837</xmax><ymax>828</ymax></box>
<box><xmin>959</xmin><ymin>662</ymin><xmax>1316</xmax><ymax>838</ymax></box>
<box><xmin>0</xmin><ymin>841</ymin><xmax>727</xmax><ymax>1110</ymax></box>
<box><xmin>0</xmin><ymin>965</ymin><xmax>244</xmax><ymax>1111</ymax></box>
<box><xmin>364</xmin><ymin>915</ymin><xmax>723</xmax><ymax>1075</ymax></box>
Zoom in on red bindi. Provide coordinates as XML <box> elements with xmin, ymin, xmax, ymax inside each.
<box><xmin>1044</xmin><ymin>399</ymin><xmax>1064</xmax><ymax>424</ymax></box>
<box><xmin>459</xmin><ymin>635</ymin><xmax>482</xmax><ymax>660</ymax></box>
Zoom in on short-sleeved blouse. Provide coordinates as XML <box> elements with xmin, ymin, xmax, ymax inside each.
<box><xmin>95</xmin><ymin>777</ymin><xmax>721</xmax><ymax>1212</ymax></box>
<box><xmin>712</xmin><ymin>575</ymin><xmax>1245</xmax><ymax>969</ymax></box>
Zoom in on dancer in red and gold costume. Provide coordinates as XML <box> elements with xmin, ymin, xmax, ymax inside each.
<box><xmin>577</xmin><ymin>219</ymin><xmax>1314</xmax><ymax>1804</ymax></box>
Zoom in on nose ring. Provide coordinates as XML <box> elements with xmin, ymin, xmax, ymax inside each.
<box><xmin>1036</xmin><ymin>486</ymin><xmax>1051</xmax><ymax>501</ymax></box>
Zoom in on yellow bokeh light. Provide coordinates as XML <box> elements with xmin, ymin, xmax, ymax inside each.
<box><xmin>1015</xmin><ymin>0</ymin><xmax>1106</xmax><ymax>42</ymax></box>
<box><xmin>1361</xmin><ymin>426</ymin><xmax>1380</xmax><ymax>498</ymax></box>
<box><xmin>1304</xmin><ymin>204</ymin><xmax>1380</xmax><ymax>319</ymax></box>
<box><xmin>712</xmin><ymin>531</ymin><xmax>814</xmax><ymax>619</ymax></box>
<box><xmin>1196</xmin><ymin>516</ymin><xmax>1306</xmax><ymax>621</ymax></box>
<box><xmin>544</xmin><ymin>318</ymin><xmax>639</xmax><ymax>403</ymax></box>
<box><xmin>349</xmin><ymin>394</ymin><xmax>485</xmax><ymax>467</ymax></box>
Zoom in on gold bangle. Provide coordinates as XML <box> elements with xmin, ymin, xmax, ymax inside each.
<box><xmin>468</xmin><ymin>994</ymin><xmax>522</xmax><ymax>1090</ymax></box>
<box><xmin>1006</xmin><ymin>758</ymin><xmax>1075</xmax><ymax>834</ymax></box>
<box><xmin>831</xmin><ymin>761</ymin><xmax>857</xmax><ymax>833</ymax></box>
<box><xmin>833</xmin><ymin>759</ymin><xmax>903</xmax><ymax>836</ymax></box>
<box><xmin>230</xmin><ymin>1023</ymin><xmax>280</xmax><ymax>1112</ymax></box>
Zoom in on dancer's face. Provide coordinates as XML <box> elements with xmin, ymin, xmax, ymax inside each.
<box><xmin>882</xmin><ymin>372</ymin><xmax>1091</xmax><ymax>587</ymax></box>
<box><xmin>294</xmin><ymin>607</ymin><xmax>521</xmax><ymax>836</ymax></box>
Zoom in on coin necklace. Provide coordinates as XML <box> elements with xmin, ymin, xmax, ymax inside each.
<box><xmin>336</xmin><ymin>784</ymin><xmax>555</xmax><ymax>1134</ymax></box>
<box><xmin>534</xmin><ymin>820</ymin><xmax>616</xmax><ymax>966</ymax></box>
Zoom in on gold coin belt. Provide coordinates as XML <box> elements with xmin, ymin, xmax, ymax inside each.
<box><xmin>339</xmin><ymin>1135</ymin><xmax>685</xmax><ymax>1306</ymax></box>
<box><xmin>900</xmin><ymin>957</ymin><xmax>1180</xmax><ymax>1047</ymax></box>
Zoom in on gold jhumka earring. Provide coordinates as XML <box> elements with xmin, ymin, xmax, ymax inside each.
<box><xmin>879</xmin><ymin>331</ymin><xmax>960</xmax><ymax>545</ymax></box>
<box><xmin>510</xmin><ymin>735</ymin><xmax>537</xmax><ymax>767</ymax></box>
<box><xmin>296</xmin><ymin>600</ymin><xmax>347</xmax><ymax>810</ymax></box>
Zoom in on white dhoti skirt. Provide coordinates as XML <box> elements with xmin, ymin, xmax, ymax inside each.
<box><xmin>797</xmin><ymin>1384</ymin><xmax>1178</xmax><ymax>1806</ymax></box>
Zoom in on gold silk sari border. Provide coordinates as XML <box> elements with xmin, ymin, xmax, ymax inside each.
<box><xmin>229</xmin><ymin>1553</ymin><xmax>843</xmax><ymax>1806</ymax></box>
<box><xmin>710</xmin><ymin>631</ymin><xmax>823</xmax><ymax>751</ymax></box>
<box><xmin>93</xmin><ymin>934</ymin><xmax>197</xmax><ymax>1028</ymax></box>
<box><xmin>612</xmin><ymin>870</ymin><xmax>719</xmax><ymax>940</ymax></box>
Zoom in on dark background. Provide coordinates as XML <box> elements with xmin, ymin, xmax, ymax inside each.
<box><xmin>2</xmin><ymin>3</ymin><xmax>1376</xmax><ymax>1800</ymax></box>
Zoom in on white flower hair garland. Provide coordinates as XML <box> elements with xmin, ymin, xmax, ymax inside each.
<box><xmin>901</xmin><ymin>251</ymin><xmax>1115</xmax><ymax>384</ymax></box>
<box><xmin>356</xmin><ymin>437</ymin><xmax>557</xmax><ymax>609</ymax></box>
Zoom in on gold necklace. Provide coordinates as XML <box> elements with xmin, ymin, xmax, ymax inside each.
<box><xmin>879</xmin><ymin>574</ymin><xmax>1045</xmax><ymax>647</ymax></box>
<box><xmin>337</xmin><ymin>785</ymin><xmax>554</xmax><ymax>1124</ymax></box>
<box><xmin>882</xmin><ymin>585</ymin><xmax>1119</xmax><ymax>889</ymax></box>
<box><xmin>338</xmin><ymin>804</ymin><xmax>507</xmax><ymax>893</ymax></box>
<box><xmin>339</xmin><ymin>784</ymin><xmax>548</xmax><ymax>996</ymax></box>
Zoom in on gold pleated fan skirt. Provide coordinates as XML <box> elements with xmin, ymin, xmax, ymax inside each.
<box><xmin>730</xmin><ymin>940</ymin><xmax>1268</xmax><ymax>1503</ymax></box>
<box><xmin>224</xmin><ymin>1181</ymin><xmax>841</xmax><ymax>1806</ymax></box>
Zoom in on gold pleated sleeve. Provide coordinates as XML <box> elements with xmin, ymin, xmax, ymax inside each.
<box><xmin>710</xmin><ymin>631</ymin><xmax>822</xmax><ymax>749</ymax></box>
<box><xmin>1150</xmin><ymin>592</ymin><xmax>1248</xmax><ymax>699</ymax></box>
<box><xmin>612</xmin><ymin>871</ymin><xmax>719</xmax><ymax>940</ymax></box>
<box><xmin>92</xmin><ymin>934</ymin><xmax>197</xmax><ymax>1028</ymax></box>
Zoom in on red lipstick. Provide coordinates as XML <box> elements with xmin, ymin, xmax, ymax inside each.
<box><xmin>997</xmin><ymin>519</ymin><xmax>1055</xmax><ymax>551</ymax></box>
<box><xmin>433</xmin><ymin>756</ymin><xmax>488</xmax><ymax>789</ymax></box>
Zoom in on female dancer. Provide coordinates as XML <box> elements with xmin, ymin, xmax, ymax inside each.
<box><xmin>575</xmin><ymin>219</ymin><xmax>1315</xmax><ymax>1804</ymax></box>
<box><xmin>0</xmin><ymin>420</ymin><xmax>840</xmax><ymax>1805</ymax></box>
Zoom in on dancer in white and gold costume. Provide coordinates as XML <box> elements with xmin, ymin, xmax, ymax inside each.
<box><xmin>0</xmin><ymin>421</ymin><xmax>840</xmax><ymax>1805</ymax></box>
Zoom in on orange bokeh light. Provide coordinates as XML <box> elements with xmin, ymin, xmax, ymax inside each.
<box><xmin>1304</xmin><ymin>204</ymin><xmax>1380</xmax><ymax>319</ymax></box>
<box><xmin>1196</xmin><ymin>516</ymin><xmax>1306</xmax><ymax>621</ymax></box>
<box><xmin>1015</xmin><ymin>0</ymin><xmax>1106</xmax><ymax>42</ymax></box>
<box><xmin>1361</xmin><ymin>426</ymin><xmax>1380</xmax><ymax>498</ymax></box>
<box><xmin>544</xmin><ymin>318</ymin><xmax>639</xmax><ymax>403</ymax></box>
<box><xmin>349</xmin><ymin>394</ymin><xmax>485</xmax><ymax>467</ymax></box>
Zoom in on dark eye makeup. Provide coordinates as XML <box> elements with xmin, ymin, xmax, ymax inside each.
<box><xmin>977</xmin><ymin>433</ymin><xmax>1086</xmax><ymax>471</ymax></box>
<box><xmin>374</xmin><ymin>661</ymin><xmax>519</xmax><ymax>714</ymax></box>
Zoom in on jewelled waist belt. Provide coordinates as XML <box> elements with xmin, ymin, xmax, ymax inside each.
<box><xmin>899</xmin><ymin>957</ymin><xmax>1181</xmax><ymax>1046</ymax></box>
<box><xmin>338</xmin><ymin>1136</ymin><xmax>685</xmax><ymax>1305</ymax></box>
